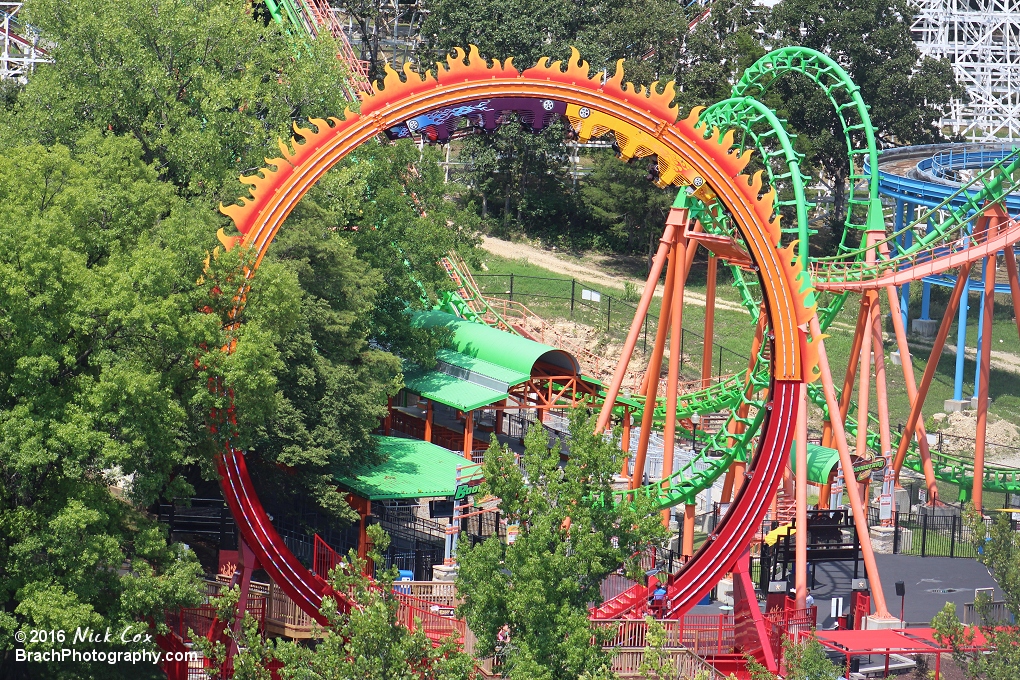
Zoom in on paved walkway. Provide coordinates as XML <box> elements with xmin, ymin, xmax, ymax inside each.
<box><xmin>811</xmin><ymin>554</ymin><xmax>998</xmax><ymax>627</ymax></box>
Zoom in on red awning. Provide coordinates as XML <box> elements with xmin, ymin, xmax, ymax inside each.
<box><xmin>814</xmin><ymin>627</ymin><xmax>989</xmax><ymax>655</ymax></box>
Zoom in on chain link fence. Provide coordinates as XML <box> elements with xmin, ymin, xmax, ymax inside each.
<box><xmin>472</xmin><ymin>273</ymin><xmax>748</xmax><ymax>381</ymax></box>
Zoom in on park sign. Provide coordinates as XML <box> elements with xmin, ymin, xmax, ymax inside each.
<box><xmin>454</xmin><ymin>477</ymin><xmax>482</xmax><ymax>500</ymax></box>
<box><xmin>851</xmin><ymin>454</ymin><xmax>885</xmax><ymax>482</ymax></box>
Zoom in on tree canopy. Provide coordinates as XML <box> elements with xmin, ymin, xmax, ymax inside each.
<box><xmin>225</xmin><ymin>526</ymin><xmax>475</xmax><ymax>680</ymax></box>
<box><xmin>0</xmin><ymin>134</ymin><xmax>218</xmax><ymax>678</ymax></box>
<box><xmin>455</xmin><ymin>412</ymin><xmax>667</xmax><ymax>680</ymax></box>
<box><xmin>932</xmin><ymin>511</ymin><xmax>1020</xmax><ymax>680</ymax></box>
<box><xmin>0</xmin><ymin>0</ymin><xmax>476</xmax><ymax>671</ymax></box>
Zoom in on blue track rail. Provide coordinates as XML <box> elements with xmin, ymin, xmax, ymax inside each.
<box><xmin>870</xmin><ymin>144</ymin><xmax>1020</xmax><ymax>214</ymax></box>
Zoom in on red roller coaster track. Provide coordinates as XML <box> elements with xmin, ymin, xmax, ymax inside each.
<box><xmin>195</xmin><ymin>47</ymin><xmax>815</xmax><ymax>675</ymax></box>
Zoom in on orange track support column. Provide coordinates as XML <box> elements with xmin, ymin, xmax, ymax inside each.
<box><xmin>682</xmin><ymin>503</ymin><xmax>696</xmax><ymax>557</ymax></box>
<box><xmin>883</xmin><ymin>280</ymin><xmax>937</xmax><ymax>498</ymax></box>
<box><xmin>620</xmin><ymin>406</ymin><xmax>633</xmax><ymax>478</ymax></box>
<box><xmin>855</xmin><ymin>290</ymin><xmax>876</xmax><ymax>482</ymax></box>
<box><xmin>794</xmin><ymin>381</ymin><xmax>809</xmax><ymax>610</ymax></box>
<box><xmin>864</xmin><ymin>233</ymin><xmax>893</xmax><ymax>472</ymax></box>
<box><xmin>621</xmin><ymin>406</ymin><xmax>632</xmax><ymax>454</ymax></box>
<box><xmin>1004</xmin><ymin>245</ymin><xmax>1020</xmax><ymax>343</ymax></box>
<box><xmin>973</xmin><ymin>264</ymin><xmax>997</xmax><ymax>510</ymax></box>
<box><xmin>463</xmin><ymin>409</ymin><xmax>475</xmax><ymax>461</ymax></box>
<box><xmin>721</xmin><ymin>466</ymin><xmax>736</xmax><ymax>504</ymax></box>
<box><xmin>823</xmin><ymin>297</ymin><xmax>870</xmax><ymax>451</ymax></box>
<box><xmin>632</xmin><ymin>236</ymin><xmax>679</xmax><ymax>490</ymax></box>
<box><xmin>424</xmin><ymin>400</ymin><xmax>434</xmax><ymax>443</ymax></box>
<box><xmin>810</xmin><ymin>317</ymin><xmax>892</xmax><ymax>618</ymax></box>
<box><xmin>893</xmin><ymin>264</ymin><xmax>973</xmax><ymax>475</ymax></box>
<box><xmin>870</xmin><ymin>295</ymin><xmax>893</xmax><ymax>463</ymax></box>
<box><xmin>662</xmin><ymin>233</ymin><xmax>691</xmax><ymax>523</ymax></box>
<box><xmin>596</xmin><ymin>221</ymin><xmax>678</xmax><ymax>434</ymax></box>
<box><xmin>701</xmin><ymin>254</ymin><xmax>717</xmax><ymax>387</ymax></box>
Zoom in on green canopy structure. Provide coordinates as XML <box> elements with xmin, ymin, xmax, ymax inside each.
<box><xmin>402</xmin><ymin>368</ymin><xmax>508</xmax><ymax>412</ymax></box>
<box><xmin>410</xmin><ymin>310</ymin><xmax>580</xmax><ymax>376</ymax></box>
<box><xmin>335</xmin><ymin>436</ymin><xmax>469</xmax><ymax>500</ymax></box>
<box><xmin>789</xmin><ymin>442</ymin><xmax>842</xmax><ymax>485</ymax></box>
<box><xmin>400</xmin><ymin>310</ymin><xmax>585</xmax><ymax>413</ymax></box>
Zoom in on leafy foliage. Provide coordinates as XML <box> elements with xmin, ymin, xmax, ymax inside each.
<box><xmin>455</xmin><ymin>410</ymin><xmax>667</xmax><ymax>680</ymax></box>
<box><xmin>418</xmin><ymin>0</ymin><xmax>691</xmax><ymax>252</ymax></box>
<box><xmin>7</xmin><ymin>0</ymin><xmax>354</xmax><ymax>200</ymax></box>
<box><xmin>637</xmin><ymin>616</ymin><xmax>680</xmax><ymax>680</ymax></box>
<box><xmin>581</xmin><ymin>149</ymin><xmax>674</xmax><ymax>259</ymax></box>
<box><xmin>932</xmin><ymin>510</ymin><xmax>1020</xmax><ymax>680</ymax></box>
<box><xmin>0</xmin><ymin>0</ymin><xmax>479</xmax><ymax>673</ymax></box>
<box><xmin>766</xmin><ymin>0</ymin><xmax>962</xmax><ymax>245</ymax></box>
<box><xmin>746</xmin><ymin>635</ymin><xmax>839</xmax><ymax>680</ymax></box>
<box><xmin>227</xmin><ymin>526</ymin><xmax>475</xmax><ymax>680</ymax></box>
<box><xmin>0</xmin><ymin>135</ymin><xmax>216</xmax><ymax>677</ymax></box>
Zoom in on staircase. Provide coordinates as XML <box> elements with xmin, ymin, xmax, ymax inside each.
<box><xmin>312</xmin><ymin>534</ymin><xmax>466</xmax><ymax>645</ymax></box>
<box><xmin>769</xmin><ymin>489</ymin><xmax>797</xmax><ymax>525</ymax></box>
<box><xmin>591</xmin><ymin>581</ymin><xmax>647</xmax><ymax>620</ymax></box>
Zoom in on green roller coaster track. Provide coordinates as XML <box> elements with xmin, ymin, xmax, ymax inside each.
<box><xmin>440</xmin><ymin>46</ymin><xmax>1020</xmax><ymax>506</ymax></box>
<box><xmin>258</xmin><ymin>27</ymin><xmax>1020</xmax><ymax>504</ymax></box>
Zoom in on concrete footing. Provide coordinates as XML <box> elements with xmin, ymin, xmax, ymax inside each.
<box><xmin>864</xmin><ymin>615</ymin><xmax>905</xmax><ymax>630</ymax></box>
<box><xmin>912</xmin><ymin>319</ymin><xmax>939</xmax><ymax>338</ymax></box>
<box><xmin>717</xmin><ymin>577</ymin><xmax>734</xmax><ymax>605</ymax></box>
<box><xmin>432</xmin><ymin>564</ymin><xmax>458</xmax><ymax>582</ymax></box>
<box><xmin>869</xmin><ymin>526</ymin><xmax>896</xmax><ymax>554</ymax></box>
<box><xmin>890</xmin><ymin>350</ymin><xmax>908</xmax><ymax>366</ymax></box>
<box><xmin>944</xmin><ymin>399</ymin><xmax>972</xmax><ymax>412</ymax></box>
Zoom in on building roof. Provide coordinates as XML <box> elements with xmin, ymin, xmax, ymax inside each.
<box><xmin>435</xmin><ymin>348</ymin><xmax>530</xmax><ymax>388</ymax></box>
<box><xmin>814</xmin><ymin>627</ymin><xmax>989</xmax><ymax>655</ymax></box>
<box><xmin>403</xmin><ymin>367</ymin><xmax>509</xmax><ymax>412</ymax></box>
<box><xmin>335</xmin><ymin>436</ymin><xmax>469</xmax><ymax>500</ymax></box>
<box><xmin>410</xmin><ymin>310</ymin><xmax>580</xmax><ymax>376</ymax></box>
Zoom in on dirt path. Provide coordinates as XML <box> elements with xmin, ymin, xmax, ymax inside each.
<box><xmin>479</xmin><ymin>236</ymin><xmax>749</xmax><ymax>314</ymax></box>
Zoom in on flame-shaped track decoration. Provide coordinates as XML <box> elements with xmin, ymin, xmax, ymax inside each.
<box><xmin>215</xmin><ymin>46</ymin><xmax>815</xmax><ymax>624</ymax></box>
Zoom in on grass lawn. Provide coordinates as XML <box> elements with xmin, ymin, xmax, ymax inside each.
<box><xmin>467</xmin><ymin>248</ymin><xmax>1020</xmax><ymax>505</ymax></box>
<box><xmin>470</xmin><ymin>253</ymin><xmax>761</xmax><ymax>379</ymax></box>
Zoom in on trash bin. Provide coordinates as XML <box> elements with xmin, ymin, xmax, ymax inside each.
<box><xmin>394</xmin><ymin>569</ymin><xmax>414</xmax><ymax>594</ymax></box>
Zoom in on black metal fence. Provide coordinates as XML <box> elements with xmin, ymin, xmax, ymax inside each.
<box><xmin>157</xmin><ymin>497</ymin><xmax>237</xmax><ymax>548</ymax></box>
<box><xmin>866</xmin><ymin>506</ymin><xmax>1019</xmax><ymax>558</ymax></box>
<box><xmin>472</xmin><ymin>273</ymin><xmax>749</xmax><ymax>380</ymax></box>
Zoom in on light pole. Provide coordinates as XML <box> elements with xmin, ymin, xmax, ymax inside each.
<box><xmin>691</xmin><ymin>413</ymin><xmax>701</xmax><ymax>451</ymax></box>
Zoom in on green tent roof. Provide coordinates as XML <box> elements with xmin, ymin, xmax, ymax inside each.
<box><xmin>789</xmin><ymin>442</ymin><xmax>842</xmax><ymax>485</ymax></box>
<box><xmin>403</xmin><ymin>367</ymin><xmax>508</xmax><ymax>411</ymax></box>
<box><xmin>336</xmin><ymin>436</ymin><xmax>469</xmax><ymax>500</ymax></box>
<box><xmin>411</xmin><ymin>310</ymin><xmax>580</xmax><ymax>376</ymax></box>
<box><xmin>436</xmin><ymin>348</ymin><xmax>530</xmax><ymax>387</ymax></box>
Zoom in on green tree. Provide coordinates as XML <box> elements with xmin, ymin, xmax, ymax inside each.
<box><xmin>4</xmin><ymin>0</ymin><xmax>354</xmax><ymax>200</ymax></box>
<box><xmin>766</xmin><ymin>0</ymin><xmax>963</xmax><ymax>244</ymax></box>
<box><xmin>455</xmin><ymin>410</ymin><xmax>667</xmax><ymax>680</ymax></box>
<box><xmin>418</xmin><ymin>0</ymin><xmax>691</xmax><ymax>249</ymax></box>
<box><xmin>580</xmin><ymin>149</ymin><xmax>674</xmax><ymax>259</ymax></box>
<box><xmin>226</xmin><ymin>526</ymin><xmax>475</xmax><ymax>680</ymax></box>
<box><xmin>746</xmin><ymin>636</ymin><xmax>839</xmax><ymax>680</ymax></box>
<box><xmin>419</xmin><ymin>0</ymin><xmax>689</xmax><ymax>80</ymax></box>
<box><xmin>457</xmin><ymin>118</ymin><xmax>579</xmax><ymax>241</ymax></box>
<box><xmin>0</xmin><ymin>135</ymin><xmax>242</xmax><ymax>678</ymax></box>
<box><xmin>2</xmin><ymin>0</ymin><xmax>480</xmax><ymax>528</ymax></box>
<box><xmin>932</xmin><ymin>510</ymin><xmax>1020</xmax><ymax>680</ymax></box>
<box><xmin>673</xmin><ymin>0</ymin><xmax>768</xmax><ymax>113</ymax></box>
<box><xmin>238</xmin><ymin>139</ymin><xmax>478</xmax><ymax>526</ymax></box>
<box><xmin>0</xmin><ymin>6</ymin><xmax>481</xmax><ymax>677</ymax></box>
<box><xmin>637</xmin><ymin>615</ymin><xmax>680</xmax><ymax>680</ymax></box>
